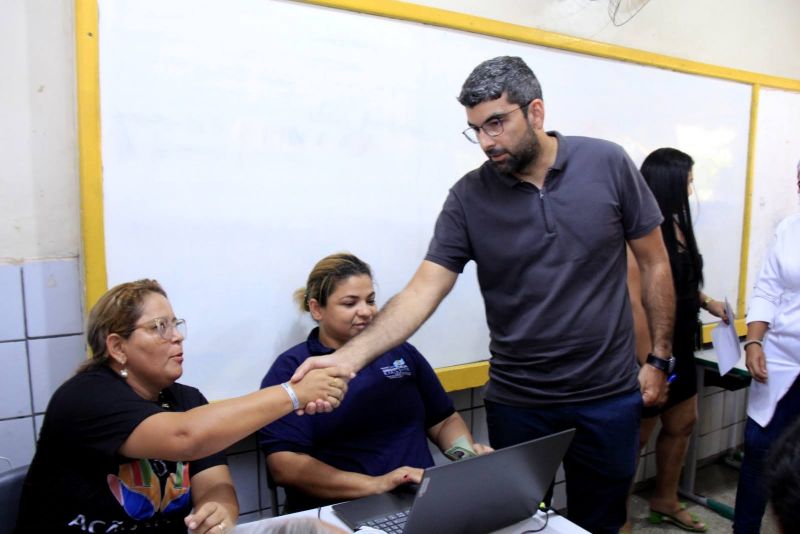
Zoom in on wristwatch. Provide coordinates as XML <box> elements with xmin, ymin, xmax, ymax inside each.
<box><xmin>646</xmin><ymin>353</ymin><xmax>676</xmax><ymax>375</ymax></box>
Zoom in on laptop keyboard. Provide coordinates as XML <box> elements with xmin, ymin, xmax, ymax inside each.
<box><xmin>360</xmin><ymin>510</ymin><xmax>409</xmax><ymax>533</ymax></box>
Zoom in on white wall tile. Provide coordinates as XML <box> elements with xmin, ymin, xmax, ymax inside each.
<box><xmin>0</xmin><ymin>417</ymin><xmax>36</xmax><ymax>471</ymax></box>
<box><xmin>699</xmin><ymin>429</ymin><xmax>723</xmax><ymax>460</ymax></box>
<box><xmin>473</xmin><ymin>385</ymin><xmax>486</xmax><ymax>407</ymax></box>
<box><xmin>634</xmin><ymin>454</ymin><xmax>646</xmax><ymax>483</ymax></box>
<box><xmin>0</xmin><ymin>341</ymin><xmax>31</xmax><ymax>418</ymax></box>
<box><xmin>34</xmin><ymin>414</ymin><xmax>45</xmax><ymax>441</ymax></box>
<box><xmin>258</xmin><ymin>456</ymin><xmax>286</xmax><ymax>517</ymax></box>
<box><xmin>643</xmin><ymin>420</ymin><xmax>661</xmax><ymax>454</ymax></box>
<box><xmin>448</xmin><ymin>389</ymin><xmax>471</xmax><ymax>411</ymax></box>
<box><xmin>428</xmin><ymin>440</ymin><xmax>448</xmax><ymax>466</ymax></box>
<box><xmin>228</xmin><ymin>451</ymin><xmax>260</xmax><ymax>514</ymax></box>
<box><xmin>699</xmin><ymin>391</ymin><xmax>725</xmax><ymax>435</ymax></box>
<box><xmin>238</xmin><ymin>511</ymin><xmax>263</xmax><ymax>525</ymax></box>
<box><xmin>702</xmin><ymin>385</ymin><xmax>725</xmax><ymax>397</ymax></box>
<box><xmin>643</xmin><ymin>452</ymin><xmax>657</xmax><ymax>480</ymax></box>
<box><xmin>725</xmin><ymin>421</ymin><xmax>746</xmax><ymax>450</ymax></box>
<box><xmin>0</xmin><ymin>264</ymin><xmax>25</xmax><ymax>341</ymax></box>
<box><xmin>227</xmin><ymin>432</ymin><xmax>258</xmax><ymax>455</ymax></box>
<box><xmin>22</xmin><ymin>258</ymin><xmax>83</xmax><ymax>337</ymax></box>
<box><xmin>552</xmin><ymin>480</ymin><xmax>566</xmax><ymax>510</ymax></box>
<box><xmin>722</xmin><ymin>388</ymin><xmax>749</xmax><ymax>427</ymax></box>
<box><xmin>28</xmin><ymin>335</ymin><xmax>85</xmax><ymax>412</ymax></box>
<box><xmin>259</xmin><ymin>453</ymin><xmax>283</xmax><ymax>516</ymax></box>
<box><xmin>471</xmin><ymin>407</ymin><xmax>488</xmax><ymax>445</ymax></box>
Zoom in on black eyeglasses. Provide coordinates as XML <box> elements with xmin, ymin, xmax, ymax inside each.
<box><xmin>462</xmin><ymin>102</ymin><xmax>531</xmax><ymax>144</ymax></box>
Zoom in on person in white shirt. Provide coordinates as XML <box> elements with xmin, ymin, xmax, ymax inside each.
<box><xmin>733</xmin><ymin>161</ymin><xmax>800</xmax><ymax>534</ymax></box>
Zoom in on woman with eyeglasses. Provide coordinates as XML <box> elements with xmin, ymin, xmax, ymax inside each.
<box><xmin>258</xmin><ymin>253</ymin><xmax>491</xmax><ymax>513</ymax></box>
<box><xmin>15</xmin><ymin>279</ymin><xmax>347</xmax><ymax>534</ymax></box>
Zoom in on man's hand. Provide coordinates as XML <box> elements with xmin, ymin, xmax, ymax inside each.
<box><xmin>290</xmin><ymin>368</ymin><xmax>348</xmax><ymax>416</ymax></box>
<box><xmin>638</xmin><ymin>364</ymin><xmax>668</xmax><ymax>407</ymax></box>
<box><xmin>290</xmin><ymin>355</ymin><xmax>355</xmax><ymax>415</ymax></box>
<box><xmin>745</xmin><ymin>344</ymin><xmax>768</xmax><ymax>383</ymax></box>
<box><xmin>291</xmin><ymin>355</ymin><xmax>354</xmax><ymax>382</ymax></box>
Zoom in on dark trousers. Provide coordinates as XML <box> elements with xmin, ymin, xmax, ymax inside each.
<box><xmin>485</xmin><ymin>390</ymin><xmax>641</xmax><ymax>534</ymax></box>
<box><xmin>733</xmin><ymin>375</ymin><xmax>800</xmax><ymax>534</ymax></box>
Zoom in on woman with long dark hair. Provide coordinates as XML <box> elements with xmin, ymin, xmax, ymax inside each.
<box><xmin>623</xmin><ymin>148</ymin><xmax>728</xmax><ymax>533</ymax></box>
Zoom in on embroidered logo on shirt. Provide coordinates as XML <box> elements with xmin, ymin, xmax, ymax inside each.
<box><xmin>380</xmin><ymin>358</ymin><xmax>411</xmax><ymax>379</ymax></box>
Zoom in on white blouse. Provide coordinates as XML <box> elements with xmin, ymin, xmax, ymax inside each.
<box><xmin>746</xmin><ymin>213</ymin><xmax>800</xmax><ymax>427</ymax></box>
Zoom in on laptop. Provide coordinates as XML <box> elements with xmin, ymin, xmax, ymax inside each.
<box><xmin>332</xmin><ymin>428</ymin><xmax>575</xmax><ymax>534</ymax></box>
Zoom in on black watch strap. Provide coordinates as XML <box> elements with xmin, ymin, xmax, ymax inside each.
<box><xmin>646</xmin><ymin>353</ymin><xmax>674</xmax><ymax>375</ymax></box>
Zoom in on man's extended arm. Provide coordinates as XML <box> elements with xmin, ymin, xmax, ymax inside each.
<box><xmin>628</xmin><ymin>226</ymin><xmax>675</xmax><ymax>406</ymax></box>
<box><xmin>292</xmin><ymin>260</ymin><xmax>458</xmax><ymax>411</ymax></box>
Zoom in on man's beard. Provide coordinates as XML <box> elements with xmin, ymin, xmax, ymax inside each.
<box><xmin>486</xmin><ymin>128</ymin><xmax>541</xmax><ymax>176</ymax></box>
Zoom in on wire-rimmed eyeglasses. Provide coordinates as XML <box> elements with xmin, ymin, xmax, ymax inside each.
<box><xmin>133</xmin><ymin>317</ymin><xmax>187</xmax><ymax>340</ymax></box>
<box><xmin>461</xmin><ymin>102</ymin><xmax>531</xmax><ymax>144</ymax></box>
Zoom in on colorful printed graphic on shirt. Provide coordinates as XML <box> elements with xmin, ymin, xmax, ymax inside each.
<box><xmin>380</xmin><ymin>358</ymin><xmax>412</xmax><ymax>379</ymax></box>
<box><xmin>107</xmin><ymin>459</ymin><xmax>191</xmax><ymax>520</ymax></box>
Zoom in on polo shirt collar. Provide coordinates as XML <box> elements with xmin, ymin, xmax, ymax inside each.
<box><xmin>491</xmin><ymin>131</ymin><xmax>567</xmax><ymax>188</ymax></box>
<box><xmin>548</xmin><ymin>131</ymin><xmax>568</xmax><ymax>172</ymax></box>
<box><xmin>306</xmin><ymin>327</ymin><xmax>335</xmax><ymax>355</ymax></box>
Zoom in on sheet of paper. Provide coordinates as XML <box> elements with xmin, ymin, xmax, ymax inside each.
<box><xmin>711</xmin><ymin>298</ymin><xmax>740</xmax><ymax>376</ymax></box>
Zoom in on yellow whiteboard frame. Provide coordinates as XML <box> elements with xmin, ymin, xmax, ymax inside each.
<box><xmin>76</xmin><ymin>0</ymin><xmax>798</xmax><ymax>391</ymax></box>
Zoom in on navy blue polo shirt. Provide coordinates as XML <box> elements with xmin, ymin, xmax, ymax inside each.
<box><xmin>259</xmin><ymin>328</ymin><xmax>454</xmax><ymax>510</ymax></box>
<box><xmin>426</xmin><ymin>132</ymin><xmax>662</xmax><ymax>407</ymax></box>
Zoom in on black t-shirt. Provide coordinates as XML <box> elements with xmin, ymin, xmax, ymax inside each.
<box><xmin>15</xmin><ymin>366</ymin><xmax>226</xmax><ymax>533</ymax></box>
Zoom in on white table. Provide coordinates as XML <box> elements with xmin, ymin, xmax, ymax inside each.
<box><xmin>234</xmin><ymin>505</ymin><xmax>590</xmax><ymax>533</ymax></box>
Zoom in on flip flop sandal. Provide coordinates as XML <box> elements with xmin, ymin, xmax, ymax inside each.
<box><xmin>648</xmin><ymin>503</ymin><xmax>707</xmax><ymax>532</ymax></box>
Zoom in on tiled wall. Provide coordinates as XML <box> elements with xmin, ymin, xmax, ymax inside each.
<box><xmin>0</xmin><ymin>259</ymin><xmax>748</xmax><ymax>521</ymax></box>
<box><xmin>0</xmin><ymin>259</ymin><xmax>84</xmax><ymax>471</ymax></box>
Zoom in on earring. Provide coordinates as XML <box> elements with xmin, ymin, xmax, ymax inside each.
<box><xmin>120</xmin><ymin>367</ymin><xmax>128</xmax><ymax>378</ymax></box>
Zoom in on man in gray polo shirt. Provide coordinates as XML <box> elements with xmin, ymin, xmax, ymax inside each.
<box><xmin>294</xmin><ymin>56</ymin><xmax>675</xmax><ymax>534</ymax></box>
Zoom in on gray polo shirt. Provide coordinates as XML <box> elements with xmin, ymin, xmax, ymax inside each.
<box><xmin>425</xmin><ymin>132</ymin><xmax>663</xmax><ymax>406</ymax></box>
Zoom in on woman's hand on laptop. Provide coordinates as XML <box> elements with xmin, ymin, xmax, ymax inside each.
<box><xmin>373</xmin><ymin>466</ymin><xmax>424</xmax><ymax>494</ymax></box>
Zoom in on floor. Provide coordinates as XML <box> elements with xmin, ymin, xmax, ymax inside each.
<box><xmin>627</xmin><ymin>461</ymin><xmax>780</xmax><ymax>534</ymax></box>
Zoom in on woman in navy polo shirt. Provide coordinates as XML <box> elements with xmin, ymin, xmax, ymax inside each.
<box><xmin>258</xmin><ymin>253</ymin><xmax>490</xmax><ymax>512</ymax></box>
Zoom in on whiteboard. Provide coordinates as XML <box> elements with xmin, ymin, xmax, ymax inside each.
<box><xmin>746</xmin><ymin>88</ymin><xmax>800</xmax><ymax>300</ymax></box>
<box><xmin>98</xmin><ymin>0</ymin><xmax>751</xmax><ymax>399</ymax></box>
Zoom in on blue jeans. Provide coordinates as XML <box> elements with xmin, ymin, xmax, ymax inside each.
<box><xmin>485</xmin><ymin>390</ymin><xmax>642</xmax><ymax>534</ymax></box>
<box><xmin>733</xmin><ymin>375</ymin><xmax>800</xmax><ymax>533</ymax></box>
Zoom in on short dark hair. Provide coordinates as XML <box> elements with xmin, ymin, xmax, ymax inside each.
<box><xmin>458</xmin><ymin>56</ymin><xmax>542</xmax><ymax>108</ymax></box>
<box><xmin>766</xmin><ymin>417</ymin><xmax>800</xmax><ymax>533</ymax></box>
